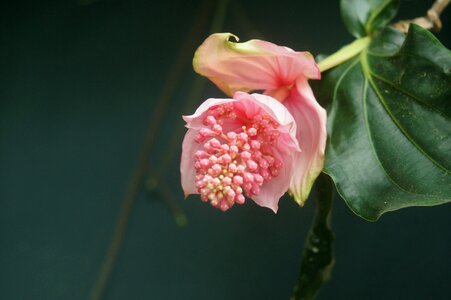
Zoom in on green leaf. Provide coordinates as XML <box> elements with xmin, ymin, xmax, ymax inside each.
<box><xmin>340</xmin><ymin>0</ymin><xmax>399</xmax><ymax>38</ymax></box>
<box><xmin>319</xmin><ymin>24</ymin><xmax>451</xmax><ymax>221</ymax></box>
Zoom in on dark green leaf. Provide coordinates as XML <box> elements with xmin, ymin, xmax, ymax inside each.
<box><xmin>319</xmin><ymin>25</ymin><xmax>451</xmax><ymax>221</ymax></box>
<box><xmin>341</xmin><ymin>0</ymin><xmax>399</xmax><ymax>38</ymax></box>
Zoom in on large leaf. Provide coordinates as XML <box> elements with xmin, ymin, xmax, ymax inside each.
<box><xmin>319</xmin><ymin>24</ymin><xmax>451</xmax><ymax>221</ymax></box>
<box><xmin>341</xmin><ymin>0</ymin><xmax>399</xmax><ymax>38</ymax></box>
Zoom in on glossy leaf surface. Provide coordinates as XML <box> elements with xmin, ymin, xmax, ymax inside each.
<box><xmin>320</xmin><ymin>25</ymin><xmax>451</xmax><ymax>220</ymax></box>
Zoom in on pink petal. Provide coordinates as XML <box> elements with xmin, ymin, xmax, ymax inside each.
<box><xmin>253</xmin><ymin>149</ymin><xmax>296</xmax><ymax>213</ymax></box>
<box><xmin>180</xmin><ymin>129</ymin><xmax>202</xmax><ymax>197</ymax></box>
<box><xmin>234</xmin><ymin>92</ymin><xmax>300</xmax><ymax>151</ymax></box>
<box><xmin>183</xmin><ymin>97</ymin><xmax>235</xmax><ymax>129</ymax></box>
<box><xmin>232</xmin><ymin>92</ymin><xmax>301</xmax><ymax>212</ymax></box>
<box><xmin>193</xmin><ymin>33</ymin><xmax>320</xmax><ymax>96</ymax></box>
<box><xmin>284</xmin><ymin>78</ymin><xmax>327</xmax><ymax>206</ymax></box>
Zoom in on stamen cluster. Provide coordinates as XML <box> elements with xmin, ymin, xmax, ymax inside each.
<box><xmin>194</xmin><ymin>103</ymin><xmax>283</xmax><ymax>211</ymax></box>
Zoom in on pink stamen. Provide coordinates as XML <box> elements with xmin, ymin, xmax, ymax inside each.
<box><xmin>193</xmin><ymin>104</ymin><xmax>283</xmax><ymax>211</ymax></box>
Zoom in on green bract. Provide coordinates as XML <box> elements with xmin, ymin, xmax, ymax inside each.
<box><xmin>319</xmin><ymin>24</ymin><xmax>451</xmax><ymax>221</ymax></box>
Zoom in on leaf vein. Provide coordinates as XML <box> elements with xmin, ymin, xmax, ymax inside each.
<box><xmin>361</xmin><ymin>71</ymin><xmax>441</xmax><ymax>197</ymax></box>
<box><xmin>369</xmin><ymin>71</ymin><xmax>451</xmax><ymax>121</ymax></box>
<box><xmin>361</xmin><ymin>50</ymin><xmax>449</xmax><ymax>173</ymax></box>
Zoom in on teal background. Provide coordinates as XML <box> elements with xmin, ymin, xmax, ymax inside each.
<box><xmin>1</xmin><ymin>0</ymin><xmax>450</xmax><ymax>299</ymax></box>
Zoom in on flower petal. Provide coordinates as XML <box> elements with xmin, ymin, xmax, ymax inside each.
<box><xmin>180</xmin><ymin>129</ymin><xmax>202</xmax><ymax>197</ymax></box>
<box><xmin>253</xmin><ymin>149</ymin><xmax>295</xmax><ymax>213</ymax></box>
<box><xmin>284</xmin><ymin>78</ymin><xmax>327</xmax><ymax>206</ymax></box>
<box><xmin>193</xmin><ymin>33</ymin><xmax>320</xmax><ymax>96</ymax></box>
<box><xmin>232</xmin><ymin>92</ymin><xmax>301</xmax><ymax>212</ymax></box>
<box><xmin>234</xmin><ymin>92</ymin><xmax>300</xmax><ymax>151</ymax></box>
<box><xmin>183</xmin><ymin>97</ymin><xmax>235</xmax><ymax>129</ymax></box>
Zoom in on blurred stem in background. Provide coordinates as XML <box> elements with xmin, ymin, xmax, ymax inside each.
<box><xmin>89</xmin><ymin>1</ymin><xmax>229</xmax><ymax>299</ymax></box>
<box><xmin>145</xmin><ymin>71</ymin><xmax>207</xmax><ymax>227</ymax></box>
<box><xmin>146</xmin><ymin>0</ymin><xmax>230</xmax><ymax>226</ymax></box>
<box><xmin>291</xmin><ymin>173</ymin><xmax>335</xmax><ymax>300</ymax></box>
<box><xmin>393</xmin><ymin>0</ymin><xmax>450</xmax><ymax>32</ymax></box>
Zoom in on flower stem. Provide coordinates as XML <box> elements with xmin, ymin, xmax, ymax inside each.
<box><xmin>291</xmin><ymin>173</ymin><xmax>335</xmax><ymax>300</ymax></box>
<box><xmin>317</xmin><ymin>37</ymin><xmax>370</xmax><ymax>73</ymax></box>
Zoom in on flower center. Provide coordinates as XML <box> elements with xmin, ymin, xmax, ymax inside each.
<box><xmin>266</xmin><ymin>84</ymin><xmax>293</xmax><ymax>102</ymax></box>
<box><xmin>194</xmin><ymin>103</ymin><xmax>283</xmax><ymax>211</ymax></box>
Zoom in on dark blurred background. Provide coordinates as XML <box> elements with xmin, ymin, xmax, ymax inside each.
<box><xmin>1</xmin><ymin>0</ymin><xmax>450</xmax><ymax>299</ymax></box>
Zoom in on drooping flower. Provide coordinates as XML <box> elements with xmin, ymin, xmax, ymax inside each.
<box><xmin>181</xmin><ymin>91</ymin><xmax>300</xmax><ymax>213</ymax></box>
<box><xmin>193</xmin><ymin>33</ymin><xmax>327</xmax><ymax>206</ymax></box>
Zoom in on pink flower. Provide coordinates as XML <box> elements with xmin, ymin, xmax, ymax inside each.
<box><xmin>181</xmin><ymin>92</ymin><xmax>300</xmax><ymax>213</ymax></box>
<box><xmin>193</xmin><ymin>33</ymin><xmax>327</xmax><ymax>206</ymax></box>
